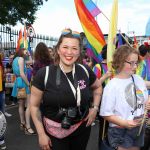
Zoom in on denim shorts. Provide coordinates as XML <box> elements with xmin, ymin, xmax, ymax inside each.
<box><xmin>107</xmin><ymin>126</ymin><xmax>145</xmax><ymax>148</ymax></box>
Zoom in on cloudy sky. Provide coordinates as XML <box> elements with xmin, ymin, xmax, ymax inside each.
<box><xmin>17</xmin><ymin>0</ymin><xmax>150</xmax><ymax>38</ymax></box>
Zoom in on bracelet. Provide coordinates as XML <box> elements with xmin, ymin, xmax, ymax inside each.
<box><xmin>91</xmin><ymin>105</ymin><xmax>99</xmax><ymax>111</ymax></box>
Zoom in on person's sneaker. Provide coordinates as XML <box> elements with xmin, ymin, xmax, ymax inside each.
<box><xmin>11</xmin><ymin>102</ymin><xmax>15</xmax><ymax>106</ymax></box>
<box><xmin>0</xmin><ymin>142</ymin><xmax>6</xmax><ymax>150</ymax></box>
<box><xmin>4</xmin><ymin>112</ymin><xmax>12</xmax><ymax>117</ymax></box>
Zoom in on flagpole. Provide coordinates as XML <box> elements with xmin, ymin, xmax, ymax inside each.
<box><xmin>99</xmin><ymin>9</ymin><xmax>131</xmax><ymax>46</ymax></box>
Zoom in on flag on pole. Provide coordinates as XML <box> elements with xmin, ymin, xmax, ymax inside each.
<box><xmin>82</xmin><ymin>0</ymin><xmax>101</xmax><ymax>17</ymax></box>
<box><xmin>16</xmin><ymin>29</ymin><xmax>24</xmax><ymax>52</ymax></box>
<box><xmin>107</xmin><ymin>0</ymin><xmax>118</xmax><ymax>71</ymax></box>
<box><xmin>133</xmin><ymin>32</ymin><xmax>138</xmax><ymax>49</ymax></box>
<box><xmin>74</xmin><ymin>0</ymin><xmax>106</xmax><ymax>63</ymax></box>
<box><xmin>117</xmin><ymin>33</ymin><xmax>123</xmax><ymax>48</ymax></box>
<box><xmin>24</xmin><ymin>24</ymin><xmax>28</xmax><ymax>50</ymax></box>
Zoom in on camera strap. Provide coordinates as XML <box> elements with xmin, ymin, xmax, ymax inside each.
<box><xmin>59</xmin><ymin>64</ymin><xmax>81</xmax><ymax>106</ymax></box>
<box><xmin>131</xmin><ymin>75</ymin><xmax>138</xmax><ymax>115</ymax></box>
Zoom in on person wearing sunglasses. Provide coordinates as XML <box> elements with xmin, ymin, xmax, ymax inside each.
<box><xmin>30</xmin><ymin>29</ymin><xmax>102</xmax><ymax>150</ymax></box>
<box><xmin>100</xmin><ymin>45</ymin><xmax>150</xmax><ymax>150</ymax></box>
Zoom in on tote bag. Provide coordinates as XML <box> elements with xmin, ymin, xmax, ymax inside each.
<box><xmin>17</xmin><ymin>88</ymin><xmax>27</xmax><ymax>99</ymax></box>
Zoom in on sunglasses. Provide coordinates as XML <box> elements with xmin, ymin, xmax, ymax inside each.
<box><xmin>61</xmin><ymin>29</ymin><xmax>80</xmax><ymax>38</ymax></box>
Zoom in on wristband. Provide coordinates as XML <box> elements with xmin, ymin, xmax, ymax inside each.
<box><xmin>91</xmin><ymin>105</ymin><xmax>99</xmax><ymax>111</ymax></box>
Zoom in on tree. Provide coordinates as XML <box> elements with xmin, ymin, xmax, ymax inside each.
<box><xmin>0</xmin><ymin>0</ymin><xmax>48</xmax><ymax>26</ymax></box>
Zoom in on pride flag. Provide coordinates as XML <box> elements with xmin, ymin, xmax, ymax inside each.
<box><xmin>74</xmin><ymin>0</ymin><xmax>106</xmax><ymax>62</ymax></box>
<box><xmin>16</xmin><ymin>29</ymin><xmax>24</xmax><ymax>52</ymax></box>
<box><xmin>117</xmin><ymin>33</ymin><xmax>123</xmax><ymax>48</ymax></box>
<box><xmin>107</xmin><ymin>0</ymin><xmax>118</xmax><ymax>71</ymax></box>
<box><xmin>24</xmin><ymin>24</ymin><xmax>28</xmax><ymax>50</ymax></box>
<box><xmin>83</xmin><ymin>0</ymin><xmax>101</xmax><ymax>17</ymax></box>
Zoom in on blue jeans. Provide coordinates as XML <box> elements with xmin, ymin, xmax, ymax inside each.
<box><xmin>108</xmin><ymin>126</ymin><xmax>145</xmax><ymax>148</ymax></box>
<box><xmin>0</xmin><ymin>92</ymin><xmax>4</xmax><ymax>113</ymax></box>
<box><xmin>0</xmin><ymin>92</ymin><xmax>5</xmax><ymax>141</ymax></box>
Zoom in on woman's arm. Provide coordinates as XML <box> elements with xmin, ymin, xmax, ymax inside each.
<box><xmin>18</xmin><ymin>57</ymin><xmax>30</xmax><ymax>86</ymax></box>
<box><xmin>86</xmin><ymin>78</ymin><xmax>102</xmax><ymax>126</ymax></box>
<box><xmin>91</xmin><ymin>78</ymin><xmax>102</xmax><ymax>108</ymax></box>
<box><xmin>30</xmin><ymin>86</ymin><xmax>52</xmax><ymax>150</ymax></box>
<box><xmin>100</xmin><ymin>71</ymin><xmax>112</xmax><ymax>84</ymax></box>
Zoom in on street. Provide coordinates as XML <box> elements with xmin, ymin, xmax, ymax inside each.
<box><xmin>5</xmin><ymin>105</ymin><xmax>99</xmax><ymax>150</ymax></box>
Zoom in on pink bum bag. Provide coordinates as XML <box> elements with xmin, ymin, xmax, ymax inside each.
<box><xmin>43</xmin><ymin>117</ymin><xmax>84</xmax><ymax>139</ymax></box>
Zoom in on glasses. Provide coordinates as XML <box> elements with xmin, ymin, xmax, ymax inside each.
<box><xmin>125</xmin><ymin>60</ymin><xmax>139</xmax><ymax>67</ymax></box>
<box><xmin>61</xmin><ymin>29</ymin><xmax>80</xmax><ymax>38</ymax></box>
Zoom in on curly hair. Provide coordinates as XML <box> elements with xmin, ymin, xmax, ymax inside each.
<box><xmin>34</xmin><ymin>42</ymin><xmax>52</xmax><ymax>63</ymax></box>
<box><xmin>54</xmin><ymin>29</ymin><xmax>82</xmax><ymax>65</ymax></box>
<box><xmin>112</xmin><ymin>45</ymin><xmax>139</xmax><ymax>72</ymax></box>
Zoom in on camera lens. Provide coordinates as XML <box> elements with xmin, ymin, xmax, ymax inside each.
<box><xmin>67</xmin><ymin>107</ymin><xmax>77</xmax><ymax>118</ymax></box>
<box><xmin>61</xmin><ymin>117</ymin><xmax>71</xmax><ymax>129</ymax></box>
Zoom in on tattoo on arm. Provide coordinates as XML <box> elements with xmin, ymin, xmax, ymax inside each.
<box><xmin>36</xmin><ymin>110</ymin><xmax>42</xmax><ymax>122</ymax></box>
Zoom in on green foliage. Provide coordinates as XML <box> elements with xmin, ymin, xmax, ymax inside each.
<box><xmin>0</xmin><ymin>0</ymin><xmax>48</xmax><ymax>26</ymax></box>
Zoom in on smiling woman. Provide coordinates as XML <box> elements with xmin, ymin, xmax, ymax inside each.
<box><xmin>30</xmin><ymin>28</ymin><xmax>102</xmax><ymax>150</ymax></box>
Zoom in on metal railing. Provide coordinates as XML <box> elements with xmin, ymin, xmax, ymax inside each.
<box><xmin>0</xmin><ymin>24</ymin><xmax>58</xmax><ymax>56</ymax></box>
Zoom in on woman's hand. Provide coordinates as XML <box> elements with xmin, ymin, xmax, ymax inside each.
<box><xmin>39</xmin><ymin>133</ymin><xmax>52</xmax><ymax>150</ymax></box>
<box><xmin>85</xmin><ymin>108</ymin><xmax>98</xmax><ymax>127</ymax></box>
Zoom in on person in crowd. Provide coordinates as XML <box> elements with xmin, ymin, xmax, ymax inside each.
<box><xmin>0</xmin><ymin>52</ymin><xmax>12</xmax><ymax>117</ymax></box>
<box><xmin>30</xmin><ymin>28</ymin><xmax>102</xmax><ymax>150</ymax></box>
<box><xmin>82</xmin><ymin>53</ymin><xmax>93</xmax><ymax>69</ymax></box>
<box><xmin>48</xmin><ymin>46</ymin><xmax>54</xmax><ymax>60</ymax></box>
<box><xmin>100</xmin><ymin>45</ymin><xmax>150</xmax><ymax>150</ymax></box>
<box><xmin>11</xmin><ymin>48</ymin><xmax>35</xmax><ymax>135</ymax></box>
<box><xmin>0</xmin><ymin>53</ymin><xmax>7</xmax><ymax>150</ymax></box>
<box><xmin>5</xmin><ymin>61</ymin><xmax>17</xmax><ymax>105</ymax></box>
<box><xmin>136</xmin><ymin>44</ymin><xmax>150</xmax><ymax>150</ymax></box>
<box><xmin>97</xmin><ymin>44</ymin><xmax>112</xmax><ymax>86</ymax></box>
<box><xmin>32</xmin><ymin>42</ymin><xmax>53</xmax><ymax>77</ymax></box>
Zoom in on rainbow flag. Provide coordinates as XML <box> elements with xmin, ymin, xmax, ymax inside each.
<box><xmin>24</xmin><ymin>24</ymin><xmax>28</xmax><ymax>50</ymax></box>
<box><xmin>117</xmin><ymin>33</ymin><xmax>123</xmax><ymax>48</ymax></box>
<box><xmin>74</xmin><ymin>0</ymin><xmax>106</xmax><ymax>62</ymax></box>
<box><xmin>16</xmin><ymin>29</ymin><xmax>24</xmax><ymax>52</ymax></box>
<box><xmin>83</xmin><ymin>0</ymin><xmax>101</xmax><ymax>17</ymax></box>
<box><xmin>107</xmin><ymin>0</ymin><xmax>118</xmax><ymax>71</ymax></box>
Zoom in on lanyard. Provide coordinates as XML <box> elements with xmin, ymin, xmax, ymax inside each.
<box><xmin>59</xmin><ymin>64</ymin><xmax>81</xmax><ymax>106</ymax></box>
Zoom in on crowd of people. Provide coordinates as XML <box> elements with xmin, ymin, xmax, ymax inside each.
<box><xmin>0</xmin><ymin>28</ymin><xmax>150</xmax><ymax>150</ymax></box>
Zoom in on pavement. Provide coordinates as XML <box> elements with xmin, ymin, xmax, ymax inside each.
<box><xmin>5</xmin><ymin>105</ymin><xmax>100</xmax><ymax>150</ymax></box>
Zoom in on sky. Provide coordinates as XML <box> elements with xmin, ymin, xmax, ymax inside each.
<box><xmin>17</xmin><ymin>0</ymin><xmax>150</xmax><ymax>38</ymax></box>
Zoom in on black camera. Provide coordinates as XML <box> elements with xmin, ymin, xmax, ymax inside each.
<box><xmin>58</xmin><ymin>107</ymin><xmax>79</xmax><ymax>129</ymax></box>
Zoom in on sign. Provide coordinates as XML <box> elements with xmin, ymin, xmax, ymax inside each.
<box><xmin>27</xmin><ymin>25</ymin><xmax>35</xmax><ymax>37</ymax></box>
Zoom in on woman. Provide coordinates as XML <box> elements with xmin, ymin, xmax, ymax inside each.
<box><xmin>12</xmin><ymin>48</ymin><xmax>35</xmax><ymax>135</ymax></box>
<box><xmin>30</xmin><ymin>29</ymin><xmax>102</xmax><ymax>150</ymax></box>
<box><xmin>32</xmin><ymin>42</ymin><xmax>53</xmax><ymax>77</ymax></box>
<box><xmin>100</xmin><ymin>45</ymin><xmax>150</xmax><ymax>150</ymax></box>
<box><xmin>0</xmin><ymin>53</ymin><xmax>6</xmax><ymax>149</ymax></box>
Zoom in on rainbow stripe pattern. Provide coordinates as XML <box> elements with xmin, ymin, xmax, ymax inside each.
<box><xmin>16</xmin><ymin>29</ymin><xmax>24</xmax><ymax>52</ymax></box>
<box><xmin>74</xmin><ymin>0</ymin><xmax>106</xmax><ymax>62</ymax></box>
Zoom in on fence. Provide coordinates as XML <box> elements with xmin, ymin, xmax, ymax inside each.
<box><xmin>0</xmin><ymin>24</ymin><xmax>58</xmax><ymax>56</ymax></box>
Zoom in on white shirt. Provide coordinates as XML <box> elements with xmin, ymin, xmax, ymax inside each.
<box><xmin>100</xmin><ymin>74</ymin><xmax>148</xmax><ymax>127</ymax></box>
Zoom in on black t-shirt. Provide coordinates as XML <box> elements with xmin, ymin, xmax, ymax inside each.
<box><xmin>32</xmin><ymin>64</ymin><xmax>96</xmax><ymax>122</ymax></box>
